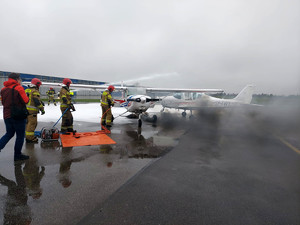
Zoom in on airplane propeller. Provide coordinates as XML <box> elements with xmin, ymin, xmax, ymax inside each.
<box><xmin>127</xmin><ymin>98</ymin><xmax>141</xmax><ymax>102</ymax></box>
<box><xmin>127</xmin><ymin>98</ymin><xmax>160</xmax><ymax>102</ymax></box>
<box><xmin>146</xmin><ymin>98</ymin><xmax>160</xmax><ymax>102</ymax></box>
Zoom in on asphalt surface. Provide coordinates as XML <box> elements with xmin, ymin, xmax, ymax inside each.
<box><xmin>0</xmin><ymin>105</ymin><xmax>300</xmax><ymax>225</ymax></box>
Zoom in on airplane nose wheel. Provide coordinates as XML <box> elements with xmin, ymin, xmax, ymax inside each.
<box><xmin>152</xmin><ymin>115</ymin><xmax>157</xmax><ymax>122</ymax></box>
<box><xmin>182</xmin><ymin>111</ymin><xmax>187</xmax><ymax>117</ymax></box>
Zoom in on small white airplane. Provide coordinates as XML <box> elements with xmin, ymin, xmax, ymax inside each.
<box><xmin>115</xmin><ymin>87</ymin><xmax>223</xmax><ymax>126</ymax></box>
<box><xmin>161</xmin><ymin>85</ymin><xmax>257</xmax><ymax>118</ymax></box>
<box><xmin>23</xmin><ymin>80</ymin><xmax>223</xmax><ymax>126</ymax></box>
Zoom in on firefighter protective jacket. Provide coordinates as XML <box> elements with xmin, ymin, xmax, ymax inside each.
<box><xmin>1</xmin><ymin>78</ymin><xmax>29</xmax><ymax>119</ymax></box>
<box><xmin>46</xmin><ymin>89</ymin><xmax>55</xmax><ymax>96</ymax></box>
<box><xmin>25</xmin><ymin>87</ymin><xmax>44</xmax><ymax>115</ymax></box>
<box><xmin>101</xmin><ymin>90</ymin><xmax>114</xmax><ymax>107</ymax></box>
<box><xmin>59</xmin><ymin>87</ymin><xmax>72</xmax><ymax>108</ymax></box>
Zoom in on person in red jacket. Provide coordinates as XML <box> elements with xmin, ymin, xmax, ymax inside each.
<box><xmin>0</xmin><ymin>73</ymin><xmax>30</xmax><ymax>161</ymax></box>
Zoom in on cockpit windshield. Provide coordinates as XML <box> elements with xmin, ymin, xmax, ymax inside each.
<box><xmin>173</xmin><ymin>93</ymin><xmax>182</xmax><ymax>99</ymax></box>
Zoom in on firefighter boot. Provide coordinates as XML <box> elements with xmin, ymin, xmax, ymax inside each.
<box><xmin>26</xmin><ymin>137</ymin><xmax>39</xmax><ymax>143</ymax></box>
<box><xmin>67</xmin><ymin>128</ymin><xmax>74</xmax><ymax>132</ymax></box>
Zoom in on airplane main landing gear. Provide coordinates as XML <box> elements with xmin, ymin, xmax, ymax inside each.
<box><xmin>189</xmin><ymin>110</ymin><xmax>194</xmax><ymax>120</ymax></box>
<box><xmin>182</xmin><ymin>110</ymin><xmax>193</xmax><ymax>119</ymax></box>
<box><xmin>138</xmin><ymin>114</ymin><xmax>142</xmax><ymax>127</ymax></box>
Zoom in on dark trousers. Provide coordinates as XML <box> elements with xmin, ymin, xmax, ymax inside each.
<box><xmin>0</xmin><ymin>118</ymin><xmax>26</xmax><ymax>156</ymax></box>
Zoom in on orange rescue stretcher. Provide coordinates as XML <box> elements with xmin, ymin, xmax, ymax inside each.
<box><xmin>60</xmin><ymin>129</ymin><xmax>116</xmax><ymax>147</ymax></box>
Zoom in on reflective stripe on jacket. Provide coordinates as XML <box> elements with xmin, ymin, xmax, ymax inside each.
<box><xmin>46</xmin><ymin>90</ymin><xmax>55</xmax><ymax>96</ymax></box>
<box><xmin>101</xmin><ymin>90</ymin><xmax>114</xmax><ymax>106</ymax></box>
<box><xmin>25</xmin><ymin>87</ymin><xmax>44</xmax><ymax>114</ymax></box>
<box><xmin>59</xmin><ymin>87</ymin><xmax>71</xmax><ymax>108</ymax></box>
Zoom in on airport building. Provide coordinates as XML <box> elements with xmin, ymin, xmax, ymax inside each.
<box><xmin>0</xmin><ymin>71</ymin><xmax>107</xmax><ymax>99</ymax></box>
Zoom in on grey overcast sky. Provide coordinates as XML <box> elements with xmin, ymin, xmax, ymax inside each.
<box><xmin>0</xmin><ymin>0</ymin><xmax>299</xmax><ymax>95</ymax></box>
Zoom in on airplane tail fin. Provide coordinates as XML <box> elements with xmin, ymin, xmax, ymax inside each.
<box><xmin>233</xmin><ymin>85</ymin><xmax>254</xmax><ymax>104</ymax></box>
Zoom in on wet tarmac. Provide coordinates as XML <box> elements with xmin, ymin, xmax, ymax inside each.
<box><xmin>0</xmin><ymin>104</ymin><xmax>300</xmax><ymax>225</ymax></box>
<box><xmin>0</xmin><ymin>111</ymin><xmax>182</xmax><ymax>225</ymax></box>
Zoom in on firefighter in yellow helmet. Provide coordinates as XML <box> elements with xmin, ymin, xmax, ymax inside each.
<box><xmin>59</xmin><ymin>78</ymin><xmax>75</xmax><ymax>133</ymax></box>
<box><xmin>101</xmin><ymin>85</ymin><xmax>115</xmax><ymax>127</ymax></box>
<box><xmin>25</xmin><ymin>78</ymin><xmax>45</xmax><ymax>143</ymax></box>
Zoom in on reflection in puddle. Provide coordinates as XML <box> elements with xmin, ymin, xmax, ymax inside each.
<box><xmin>123</xmin><ymin>128</ymin><xmax>179</xmax><ymax>159</ymax></box>
<box><xmin>0</xmin><ymin>163</ymin><xmax>32</xmax><ymax>225</ymax></box>
<box><xmin>24</xmin><ymin>143</ymin><xmax>45</xmax><ymax>199</ymax></box>
<box><xmin>40</xmin><ymin>141</ymin><xmax>61</xmax><ymax>150</ymax></box>
<box><xmin>23</xmin><ymin>159</ymin><xmax>45</xmax><ymax>199</ymax></box>
<box><xmin>58</xmin><ymin>147</ymin><xmax>74</xmax><ymax>188</ymax></box>
<box><xmin>153</xmin><ymin>135</ymin><xmax>179</xmax><ymax>147</ymax></box>
<box><xmin>99</xmin><ymin>145</ymin><xmax>114</xmax><ymax>168</ymax></box>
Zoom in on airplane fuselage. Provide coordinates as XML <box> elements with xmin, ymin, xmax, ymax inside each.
<box><xmin>161</xmin><ymin>94</ymin><xmax>246</xmax><ymax>110</ymax></box>
<box><xmin>119</xmin><ymin>95</ymin><xmax>156</xmax><ymax>114</ymax></box>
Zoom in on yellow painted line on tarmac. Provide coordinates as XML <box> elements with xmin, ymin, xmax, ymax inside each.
<box><xmin>275</xmin><ymin>135</ymin><xmax>300</xmax><ymax>155</ymax></box>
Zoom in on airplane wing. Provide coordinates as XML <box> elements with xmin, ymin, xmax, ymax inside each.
<box><xmin>66</xmin><ymin>83</ymin><xmax>128</xmax><ymax>92</ymax></box>
<box><xmin>23</xmin><ymin>81</ymin><xmax>223</xmax><ymax>93</ymax></box>
<box><xmin>146</xmin><ymin>87</ymin><xmax>224</xmax><ymax>93</ymax></box>
<box><xmin>22</xmin><ymin>81</ymin><xmax>128</xmax><ymax>92</ymax></box>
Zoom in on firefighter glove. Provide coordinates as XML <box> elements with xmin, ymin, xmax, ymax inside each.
<box><xmin>41</xmin><ymin>110</ymin><xmax>45</xmax><ymax>115</ymax></box>
<box><xmin>68</xmin><ymin>103</ymin><xmax>76</xmax><ymax>111</ymax></box>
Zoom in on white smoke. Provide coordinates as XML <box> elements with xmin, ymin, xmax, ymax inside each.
<box><xmin>110</xmin><ymin>72</ymin><xmax>180</xmax><ymax>86</ymax></box>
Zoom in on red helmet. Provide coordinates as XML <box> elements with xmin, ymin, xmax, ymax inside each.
<box><xmin>31</xmin><ymin>78</ymin><xmax>42</xmax><ymax>87</ymax></box>
<box><xmin>108</xmin><ymin>85</ymin><xmax>115</xmax><ymax>92</ymax></box>
<box><xmin>50</xmin><ymin>87</ymin><xmax>53</xmax><ymax>90</ymax></box>
<box><xmin>63</xmin><ymin>78</ymin><xmax>72</xmax><ymax>87</ymax></box>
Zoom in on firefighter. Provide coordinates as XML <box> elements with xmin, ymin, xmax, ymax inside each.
<box><xmin>59</xmin><ymin>78</ymin><xmax>75</xmax><ymax>133</ymax></box>
<box><xmin>46</xmin><ymin>87</ymin><xmax>56</xmax><ymax>106</ymax></box>
<box><xmin>25</xmin><ymin>78</ymin><xmax>45</xmax><ymax>143</ymax></box>
<box><xmin>101</xmin><ymin>85</ymin><xmax>115</xmax><ymax>127</ymax></box>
